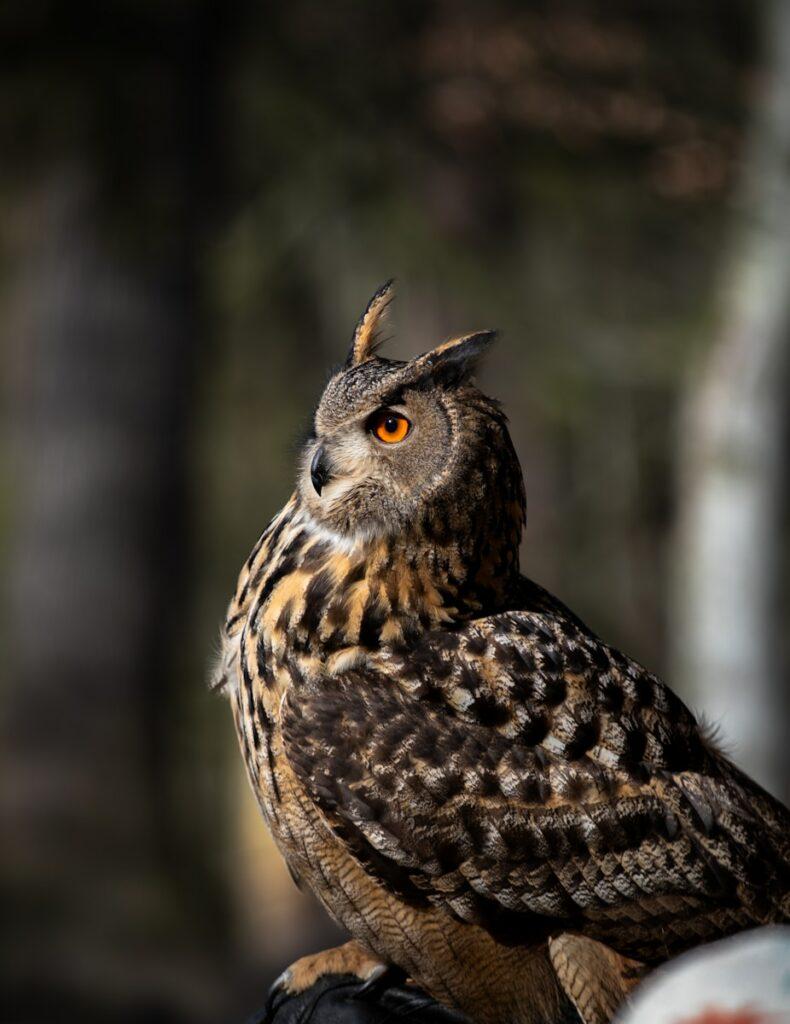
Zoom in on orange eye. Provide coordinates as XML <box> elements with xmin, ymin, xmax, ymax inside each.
<box><xmin>370</xmin><ymin>409</ymin><xmax>411</xmax><ymax>444</ymax></box>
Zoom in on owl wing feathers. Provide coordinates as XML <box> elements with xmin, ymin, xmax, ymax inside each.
<box><xmin>282</xmin><ymin>583</ymin><xmax>790</xmax><ymax>964</ymax></box>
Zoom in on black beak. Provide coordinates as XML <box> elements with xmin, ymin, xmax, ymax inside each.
<box><xmin>310</xmin><ymin>446</ymin><xmax>331</xmax><ymax>496</ymax></box>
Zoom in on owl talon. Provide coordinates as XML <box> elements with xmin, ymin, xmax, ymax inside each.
<box><xmin>262</xmin><ymin>969</ymin><xmax>293</xmax><ymax>1022</ymax></box>
<box><xmin>271</xmin><ymin>968</ymin><xmax>292</xmax><ymax>992</ymax></box>
<box><xmin>272</xmin><ymin>940</ymin><xmax>388</xmax><ymax>997</ymax></box>
<box><xmin>258</xmin><ymin>943</ymin><xmax>405</xmax><ymax>1024</ymax></box>
<box><xmin>353</xmin><ymin>963</ymin><xmax>407</xmax><ymax>999</ymax></box>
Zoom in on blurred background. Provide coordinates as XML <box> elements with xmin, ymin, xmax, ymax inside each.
<box><xmin>2</xmin><ymin>1</ymin><xmax>789</xmax><ymax>1022</ymax></box>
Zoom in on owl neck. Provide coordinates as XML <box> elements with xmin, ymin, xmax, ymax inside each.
<box><xmin>233</xmin><ymin>465</ymin><xmax>524</xmax><ymax>674</ymax></box>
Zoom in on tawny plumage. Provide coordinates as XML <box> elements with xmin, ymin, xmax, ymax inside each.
<box><xmin>214</xmin><ymin>283</ymin><xmax>790</xmax><ymax>1024</ymax></box>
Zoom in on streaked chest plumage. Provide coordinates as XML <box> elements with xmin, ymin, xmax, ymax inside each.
<box><xmin>215</xmin><ymin>495</ymin><xmax>463</xmax><ymax>839</ymax></box>
<box><xmin>215</xmin><ymin>492</ymin><xmax>674</xmax><ymax>864</ymax></box>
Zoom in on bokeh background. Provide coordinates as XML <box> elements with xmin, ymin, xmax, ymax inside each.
<box><xmin>2</xmin><ymin>2</ymin><xmax>789</xmax><ymax>1022</ymax></box>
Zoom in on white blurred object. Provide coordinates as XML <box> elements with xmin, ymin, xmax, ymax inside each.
<box><xmin>616</xmin><ymin>928</ymin><xmax>790</xmax><ymax>1024</ymax></box>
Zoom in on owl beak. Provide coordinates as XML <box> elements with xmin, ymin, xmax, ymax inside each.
<box><xmin>310</xmin><ymin>445</ymin><xmax>332</xmax><ymax>496</ymax></box>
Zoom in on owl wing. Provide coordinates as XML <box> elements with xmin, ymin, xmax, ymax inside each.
<box><xmin>282</xmin><ymin>589</ymin><xmax>790</xmax><ymax>964</ymax></box>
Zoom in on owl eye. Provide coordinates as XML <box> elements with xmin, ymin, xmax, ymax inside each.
<box><xmin>369</xmin><ymin>408</ymin><xmax>411</xmax><ymax>444</ymax></box>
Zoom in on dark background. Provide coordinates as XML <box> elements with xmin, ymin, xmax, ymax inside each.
<box><xmin>2</xmin><ymin>2</ymin><xmax>788</xmax><ymax>1022</ymax></box>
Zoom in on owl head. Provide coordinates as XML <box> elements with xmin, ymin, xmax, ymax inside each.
<box><xmin>299</xmin><ymin>282</ymin><xmax>525</xmax><ymax>567</ymax></box>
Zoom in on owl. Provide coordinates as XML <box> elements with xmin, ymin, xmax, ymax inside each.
<box><xmin>214</xmin><ymin>282</ymin><xmax>790</xmax><ymax>1024</ymax></box>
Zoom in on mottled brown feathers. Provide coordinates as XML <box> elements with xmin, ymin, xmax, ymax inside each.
<box><xmin>274</xmin><ymin>576</ymin><xmax>788</xmax><ymax>963</ymax></box>
<box><xmin>217</xmin><ymin>289</ymin><xmax>790</xmax><ymax>1024</ymax></box>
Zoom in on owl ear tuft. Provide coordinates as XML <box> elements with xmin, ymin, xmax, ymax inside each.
<box><xmin>406</xmin><ymin>330</ymin><xmax>497</xmax><ymax>388</ymax></box>
<box><xmin>346</xmin><ymin>279</ymin><xmax>395</xmax><ymax>366</ymax></box>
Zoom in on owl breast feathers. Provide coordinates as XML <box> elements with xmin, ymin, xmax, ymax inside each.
<box><xmin>218</xmin><ymin>282</ymin><xmax>790</xmax><ymax>1024</ymax></box>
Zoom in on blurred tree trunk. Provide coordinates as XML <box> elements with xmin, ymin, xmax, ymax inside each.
<box><xmin>673</xmin><ymin>0</ymin><xmax>790</xmax><ymax>800</ymax></box>
<box><xmin>0</xmin><ymin>6</ymin><xmax>228</xmax><ymax>1021</ymax></box>
<box><xmin>2</xmin><ymin>167</ymin><xmax>208</xmax><ymax>1021</ymax></box>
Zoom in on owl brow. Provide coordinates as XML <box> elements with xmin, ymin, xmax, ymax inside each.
<box><xmin>374</xmin><ymin>386</ymin><xmax>406</xmax><ymax>410</ymax></box>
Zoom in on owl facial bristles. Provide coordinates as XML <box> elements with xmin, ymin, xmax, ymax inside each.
<box><xmin>346</xmin><ymin>278</ymin><xmax>396</xmax><ymax>367</ymax></box>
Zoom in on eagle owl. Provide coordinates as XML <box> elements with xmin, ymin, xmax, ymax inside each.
<box><xmin>215</xmin><ymin>283</ymin><xmax>790</xmax><ymax>1024</ymax></box>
